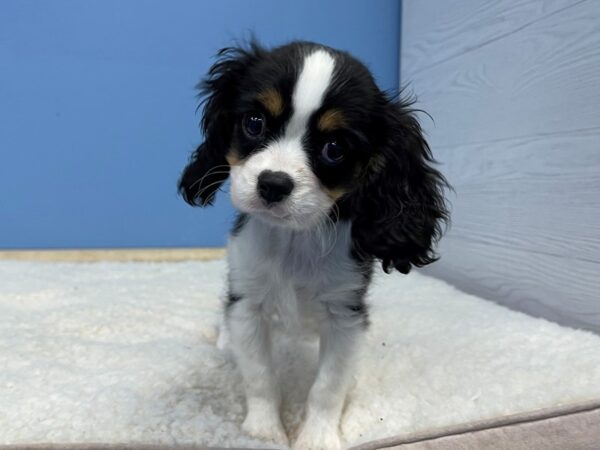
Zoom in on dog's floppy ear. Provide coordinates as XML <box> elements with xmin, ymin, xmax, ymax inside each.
<box><xmin>351</xmin><ymin>97</ymin><xmax>450</xmax><ymax>274</ymax></box>
<box><xmin>178</xmin><ymin>43</ymin><xmax>263</xmax><ymax>206</ymax></box>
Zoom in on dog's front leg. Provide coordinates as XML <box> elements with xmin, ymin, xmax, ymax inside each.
<box><xmin>227</xmin><ymin>300</ymin><xmax>288</xmax><ymax>445</ymax></box>
<box><xmin>294</xmin><ymin>306</ymin><xmax>365</xmax><ymax>450</ymax></box>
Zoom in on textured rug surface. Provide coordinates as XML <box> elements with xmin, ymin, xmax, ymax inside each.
<box><xmin>1</xmin><ymin>259</ymin><xmax>600</xmax><ymax>448</ymax></box>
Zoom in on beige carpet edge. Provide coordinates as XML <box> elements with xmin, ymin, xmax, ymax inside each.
<box><xmin>0</xmin><ymin>248</ymin><xmax>226</xmax><ymax>262</ymax></box>
<box><xmin>348</xmin><ymin>398</ymin><xmax>600</xmax><ymax>450</ymax></box>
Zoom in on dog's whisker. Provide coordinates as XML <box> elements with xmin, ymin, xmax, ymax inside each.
<box><xmin>201</xmin><ymin>186</ymin><xmax>229</xmax><ymax>207</ymax></box>
<box><xmin>194</xmin><ymin>178</ymin><xmax>229</xmax><ymax>203</ymax></box>
<box><xmin>189</xmin><ymin>170</ymin><xmax>230</xmax><ymax>192</ymax></box>
<box><xmin>192</xmin><ymin>170</ymin><xmax>231</xmax><ymax>188</ymax></box>
<box><xmin>196</xmin><ymin>178</ymin><xmax>228</xmax><ymax>199</ymax></box>
<box><xmin>189</xmin><ymin>165</ymin><xmax>230</xmax><ymax>190</ymax></box>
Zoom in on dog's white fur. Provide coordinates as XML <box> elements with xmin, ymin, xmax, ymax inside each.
<box><xmin>227</xmin><ymin>218</ymin><xmax>364</xmax><ymax>449</ymax></box>
<box><xmin>224</xmin><ymin>50</ymin><xmax>366</xmax><ymax>450</ymax></box>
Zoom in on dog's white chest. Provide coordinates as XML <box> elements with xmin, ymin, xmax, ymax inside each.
<box><xmin>227</xmin><ymin>217</ymin><xmax>361</xmax><ymax>328</ymax></box>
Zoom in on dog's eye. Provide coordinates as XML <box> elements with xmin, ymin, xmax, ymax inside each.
<box><xmin>243</xmin><ymin>112</ymin><xmax>265</xmax><ymax>138</ymax></box>
<box><xmin>321</xmin><ymin>141</ymin><xmax>345</xmax><ymax>166</ymax></box>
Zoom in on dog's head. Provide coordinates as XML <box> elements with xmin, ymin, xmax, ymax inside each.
<box><xmin>179</xmin><ymin>41</ymin><xmax>449</xmax><ymax>274</ymax></box>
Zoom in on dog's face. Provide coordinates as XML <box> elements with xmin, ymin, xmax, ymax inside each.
<box><xmin>179</xmin><ymin>41</ymin><xmax>449</xmax><ymax>273</ymax></box>
<box><xmin>228</xmin><ymin>48</ymin><xmax>358</xmax><ymax>229</ymax></box>
<box><xmin>209</xmin><ymin>44</ymin><xmax>387</xmax><ymax>230</ymax></box>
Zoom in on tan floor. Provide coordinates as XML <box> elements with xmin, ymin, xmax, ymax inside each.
<box><xmin>0</xmin><ymin>248</ymin><xmax>226</xmax><ymax>262</ymax></box>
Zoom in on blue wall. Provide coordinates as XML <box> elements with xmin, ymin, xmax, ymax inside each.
<box><xmin>0</xmin><ymin>0</ymin><xmax>400</xmax><ymax>249</ymax></box>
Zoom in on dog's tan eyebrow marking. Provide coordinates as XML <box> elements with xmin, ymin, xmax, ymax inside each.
<box><xmin>257</xmin><ymin>88</ymin><xmax>284</xmax><ymax>117</ymax></box>
<box><xmin>318</xmin><ymin>109</ymin><xmax>347</xmax><ymax>132</ymax></box>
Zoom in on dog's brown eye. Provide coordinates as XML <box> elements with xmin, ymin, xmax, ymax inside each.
<box><xmin>321</xmin><ymin>141</ymin><xmax>345</xmax><ymax>166</ymax></box>
<box><xmin>243</xmin><ymin>112</ymin><xmax>265</xmax><ymax>138</ymax></box>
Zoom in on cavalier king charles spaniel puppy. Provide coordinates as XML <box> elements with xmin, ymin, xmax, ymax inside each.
<box><xmin>179</xmin><ymin>41</ymin><xmax>449</xmax><ymax>450</ymax></box>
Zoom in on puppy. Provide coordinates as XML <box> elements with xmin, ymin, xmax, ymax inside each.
<box><xmin>179</xmin><ymin>41</ymin><xmax>449</xmax><ymax>450</ymax></box>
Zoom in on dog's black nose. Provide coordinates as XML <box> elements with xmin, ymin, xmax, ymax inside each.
<box><xmin>257</xmin><ymin>170</ymin><xmax>294</xmax><ymax>205</ymax></box>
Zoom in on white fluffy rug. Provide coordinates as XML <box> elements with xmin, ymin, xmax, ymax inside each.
<box><xmin>1</xmin><ymin>259</ymin><xmax>600</xmax><ymax>448</ymax></box>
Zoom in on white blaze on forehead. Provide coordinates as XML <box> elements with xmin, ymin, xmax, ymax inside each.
<box><xmin>286</xmin><ymin>49</ymin><xmax>335</xmax><ymax>138</ymax></box>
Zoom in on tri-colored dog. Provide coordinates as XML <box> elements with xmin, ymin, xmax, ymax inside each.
<box><xmin>179</xmin><ymin>41</ymin><xmax>449</xmax><ymax>450</ymax></box>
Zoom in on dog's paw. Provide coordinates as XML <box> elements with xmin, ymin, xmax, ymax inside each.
<box><xmin>293</xmin><ymin>419</ymin><xmax>341</xmax><ymax>450</ymax></box>
<box><xmin>242</xmin><ymin>409</ymin><xmax>289</xmax><ymax>446</ymax></box>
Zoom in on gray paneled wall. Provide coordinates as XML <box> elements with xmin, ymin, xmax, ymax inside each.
<box><xmin>401</xmin><ymin>0</ymin><xmax>600</xmax><ymax>332</ymax></box>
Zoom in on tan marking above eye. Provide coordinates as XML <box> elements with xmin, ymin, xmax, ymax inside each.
<box><xmin>318</xmin><ymin>109</ymin><xmax>347</xmax><ymax>132</ymax></box>
<box><xmin>257</xmin><ymin>89</ymin><xmax>284</xmax><ymax>117</ymax></box>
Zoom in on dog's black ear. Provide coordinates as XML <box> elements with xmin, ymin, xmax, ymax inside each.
<box><xmin>351</xmin><ymin>98</ymin><xmax>450</xmax><ymax>274</ymax></box>
<box><xmin>178</xmin><ymin>43</ymin><xmax>263</xmax><ymax>206</ymax></box>
<box><xmin>178</xmin><ymin>141</ymin><xmax>230</xmax><ymax>206</ymax></box>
